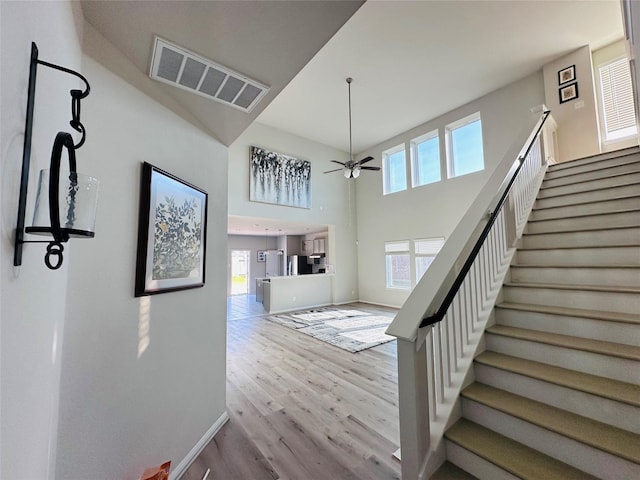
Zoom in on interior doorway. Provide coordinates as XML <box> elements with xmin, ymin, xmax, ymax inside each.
<box><xmin>230</xmin><ymin>250</ymin><xmax>250</xmax><ymax>295</ymax></box>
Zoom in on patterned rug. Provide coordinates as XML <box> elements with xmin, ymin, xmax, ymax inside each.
<box><xmin>266</xmin><ymin>306</ymin><xmax>396</xmax><ymax>353</ymax></box>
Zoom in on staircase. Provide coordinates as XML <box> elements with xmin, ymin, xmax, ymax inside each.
<box><xmin>432</xmin><ymin>148</ymin><xmax>640</xmax><ymax>479</ymax></box>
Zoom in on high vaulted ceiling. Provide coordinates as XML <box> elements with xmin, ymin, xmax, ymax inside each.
<box><xmin>81</xmin><ymin>1</ymin><xmax>624</xmax><ymax>156</ymax></box>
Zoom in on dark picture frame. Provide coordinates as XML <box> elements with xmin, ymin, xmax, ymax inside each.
<box><xmin>558</xmin><ymin>65</ymin><xmax>576</xmax><ymax>85</ymax></box>
<box><xmin>257</xmin><ymin>250</ymin><xmax>266</xmax><ymax>262</ymax></box>
<box><xmin>559</xmin><ymin>82</ymin><xmax>579</xmax><ymax>104</ymax></box>
<box><xmin>135</xmin><ymin>162</ymin><xmax>208</xmax><ymax>296</ymax></box>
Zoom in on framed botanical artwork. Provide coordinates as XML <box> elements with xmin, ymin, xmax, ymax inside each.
<box><xmin>249</xmin><ymin>146</ymin><xmax>311</xmax><ymax>209</ymax></box>
<box><xmin>257</xmin><ymin>250</ymin><xmax>266</xmax><ymax>262</ymax></box>
<box><xmin>559</xmin><ymin>82</ymin><xmax>579</xmax><ymax>104</ymax></box>
<box><xmin>558</xmin><ymin>65</ymin><xmax>576</xmax><ymax>85</ymax></box>
<box><xmin>135</xmin><ymin>162</ymin><xmax>208</xmax><ymax>296</ymax></box>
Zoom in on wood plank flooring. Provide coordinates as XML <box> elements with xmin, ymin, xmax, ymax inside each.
<box><xmin>183</xmin><ymin>301</ymin><xmax>401</xmax><ymax>480</ymax></box>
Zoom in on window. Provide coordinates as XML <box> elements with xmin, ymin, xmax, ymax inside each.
<box><xmin>411</xmin><ymin>130</ymin><xmax>441</xmax><ymax>187</ymax></box>
<box><xmin>383</xmin><ymin>144</ymin><xmax>407</xmax><ymax>194</ymax></box>
<box><xmin>446</xmin><ymin>113</ymin><xmax>484</xmax><ymax>178</ymax></box>
<box><xmin>414</xmin><ymin>237</ymin><xmax>445</xmax><ymax>282</ymax></box>
<box><xmin>598</xmin><ymin>57</ymin><xmax>637</xmax><ymax>142</ymax></box>
<box><xmin>385</xmin><ymin>241</ymin><xmax>411</xmax><ymax>289</ymax></box>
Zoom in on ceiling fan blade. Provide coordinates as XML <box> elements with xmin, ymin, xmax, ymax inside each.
<box><xmin>357</xmin><ymin>156</ymin><xmax>375</xmax><ymax>165</ymax></box>
<box><xmin>323</xmin><ymin>168</ymin><xmax>344</xmax><ymax>174</ymax></box>
<box><xmin>360</xmin><ymin>166</ymin><xmax>381</xmax><ymax>171</ymax></box>
<box><xmin>330</xmin><ymin>160</ymin><xmax>346</xmax><ymax>166</ymax></box>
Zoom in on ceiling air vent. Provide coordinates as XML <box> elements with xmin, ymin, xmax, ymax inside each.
<box><xmin>149</xmin><ymin>37</ymin><xmax>270</xmax><ymax>113</ymax></box>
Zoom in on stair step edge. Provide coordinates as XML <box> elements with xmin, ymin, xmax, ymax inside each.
<box><xmin>548</xmin><ymin>148</ymin><xmax>640</xmax><ymax>170</ymax></box>
<box><xmin>532</xmin><ymin>194</ymin><xmax>640</xmax><ymax>211</ymax></box>
<box><xmin>536</xmin><ymin>179</ymin><xmax>640</xmax><ymax>200</ymax></box>
<box><xmin>461</xmin><ymin>383</ymin><xmax>640</xmax><ymax>464</ymax></box>
<box><xmin>510</xmin><ymin>263</ymin><xmax>640</xmax><ymax>269</ymax></box>
<box><xmin>540</xmin><ymin>170</ymin><xmax>640</xmax><ymax>190</ymax></box>
<box><xmin>543</xmin><ymin>163</ymin><xmax>640</xmax><ymax>184</ymax></box>
<box><xmin>475</xmin><ymin>351</ymin><xmax>640</xmax><ymax>407</ymax></box>
<box><xmin>486</xmin><ymin>324</ymin><xmax>640</xmax><ymax>361</ymax></box>
<box><xmin>446</xmin><ymin>418</ymin><xmax>600</xmax><ymax>480</ymax></box>
<box><xmin>527</xmin><ymin>207</ymin><xmax>640</xmax><ymax>222</ymax></box>
<box><xmin>503</xmin><ymin>281</ymin><xmax>640</xmax><ymax>294</ymax></box>
<box><xmin>546</xmin><ymin>158</ymin><xmax>640</xmax><ymax>178</ymax></box>
<box><xmin>495</xmin><ymin>302</ymin><xmax>640</xmax><ymax>325</ymax></box>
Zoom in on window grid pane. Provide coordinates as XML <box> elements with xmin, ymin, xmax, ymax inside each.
<box><xmin>449</xmin><ymin>118</ymin><xmax>484</xmax><ymax>177</ymax></box>
<box><xmin>413</xmin><ymin>136</ymin><xmax>440</xmax><ymax>186</ymax></box>
<box><xmin>386</xmin><ymin>254</ymin><xmax>411</xmax><ymax>289</ymax></box>
<box><xmin>415</xmin><ymin>256</ymin><xmax>435</xmax><ymax>282</ymax></box>
<box><xmin>599</xmin><ymin>58</ymin><xmax>637</xmax><ymax>140</ymax></box>
<box><xmin>384</xmin><ymin>146</ymin><xmax>407</xmax><ymax>194</ymax></box>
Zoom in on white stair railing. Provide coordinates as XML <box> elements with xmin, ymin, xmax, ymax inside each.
<box><xmin>387</xmin><ymin>110</ymin><xmax>553</xmax><ymax>479</ymax></box>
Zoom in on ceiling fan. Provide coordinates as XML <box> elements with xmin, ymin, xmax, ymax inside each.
<box><xmin>324</xmin><ymin>77</ymin><xmax>380</xmax><ymax>179</ymax></box>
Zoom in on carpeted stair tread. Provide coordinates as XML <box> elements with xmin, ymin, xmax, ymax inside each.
<box><xmin>503</xmin><ymin>281</ymin><xmax>640</xmax><ymax>294</ymax></box>
<box><xmin>546</xmin><ymin>148</ymin><xmax>639</xmax><ymax>172</ymax></box>
<box><xmin>495</xmin><ymin>302</ymin><xmax>640</xmax><ymax>325</ymax></box>
<box><xmin>475</xmin><ymin>351</ymin><xmax>640</xmax><ymax>406</ymax></box>
<box><xmin>486</xmin><ymin>324</ymin><xmax>640</xmax><ymax>361</ymax></box>
<box><xmin>532</xmin><ymin>194</ymin><xmax>640</xmax><ymax>212</ymax></box>
<box><xmin>526</xmin><ymin>207</ymin><xmax>640</xmax><ymax>221</ymax></box>
<box><xmin>429</xmin><ymin>461</ymin><xmax>478</xmax><ymax>480</ymax></box>
<box><xmin>462</xmin><ymin>383</ymin><xmax>640</xmax><ymax>464</ymax></box>
<box><xmin>445</xmin><ymin>418</ymin><xmax>598</xmax><ymax>480</ymax></box>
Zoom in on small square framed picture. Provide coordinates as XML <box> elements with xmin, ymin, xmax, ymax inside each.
<box><xmin>559</xmin><ymin>82</ymin><xmax>579</xmax><ymax>104</ymax></box>
<box><xmin>558</xmin><ymin>65</ymin><xmax>576</xmax><ymax>85</ymax></box>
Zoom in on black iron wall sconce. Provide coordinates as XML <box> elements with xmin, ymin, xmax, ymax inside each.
<box><xmin>14</xmin><ymin>42</ymin><xmax>99</xmax><ymax>270</ymax></box>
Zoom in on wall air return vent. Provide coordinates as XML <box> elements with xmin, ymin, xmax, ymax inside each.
<box><xmin>150</xmin><ymin>37</ymin><xmax>270</xmax><ymax>113</ymax></box>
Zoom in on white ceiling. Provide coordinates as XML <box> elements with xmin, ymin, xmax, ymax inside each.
<box><xmin>228</xmin><ymin>215</ymin><xmax>328</xmax><ymax>237</ymax></box>
<box><xmin>80</xmin><ymin>1</ymin><xmax>624</xmax><ymax>236</ymax></box>
<box><xmin>257</xmin><ymin>0</ymin><xmax>624</xmax><ymax>154</ymax></box>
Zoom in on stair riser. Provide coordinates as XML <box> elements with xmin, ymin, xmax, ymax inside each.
<box><xmin>543</xmin><ymin>164</ymin><xmax>640</xmax><ymax>188</ymax></box>
<box><xmin>502</xmin><ymin>285</ymin><xmax>640</xmax><ymax>315</ymax></box>
<box><xmin>534</xmin><ymin>183</ymin><xmax>640</xmax><ymax>209</ymax></box>
<box><xmin>474</xmin><ymin>364</ymin><xmax>640</xmax><ymax>433</ymax></box>
<box><xmin>526</xmin><ymin>211</ymin><xmax>640</xmax><ymax>234</ymax></box>
<box><xmin>462</xmin><ymin>400</ymin><xmax>638</xmax><ymax>480</ymax></box>
<box><xmin>517</xmin><ymin>246</ymin><xmax>640</xmax><ymax>266</ymax></box>
<box><xmin>530</xmin><ymin>197</ymin><xmax>640</xmax><ymax>221</ymax></box>
<box><xmin>509</xmin><ymin>266</ymin><xmax>640</xmax><ymax>288</ymax></box>
<box><xmin>446</xmin><ymin>441</ymin><xmax>520</xmax><ymax>480</ymax></box>
<box><xmin>521</xmin><ymin>228</ymin><xmax>640</xmax><ymax>249</ymax></box>
<box><xmin>485</xmin><ymin>335</ymin><xmax>640</xmax><ymax>384</ymax></box>
<box><xmin>546</xmin><ymin>156</ymin><xmax>640</xmax><ymax>180</ymax></box>
<box><xmin>538</xmin><ymin>172</ymin><xmax>640</xmax><ymax>198</ymax></box>
<box><xmin>494</xmin><ymin>308</ymin><xmax>640</xmax><ymax>346</ymax></box>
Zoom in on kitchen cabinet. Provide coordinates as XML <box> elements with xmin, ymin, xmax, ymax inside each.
<box><xmin>301</xmin><ymin>240</ymin><xmax>313</xmax><ymax>255</ymax></box>
<box><xmin>313</xmin><ymin>238</ymin><xmax>325</xmax><ymax>254</ymax></box>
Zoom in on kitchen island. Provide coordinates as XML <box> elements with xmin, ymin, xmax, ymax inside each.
<box><xmin>262</xmin><ymin>274</ymin><xmax>334</xmax><ymax>314</ymax></box>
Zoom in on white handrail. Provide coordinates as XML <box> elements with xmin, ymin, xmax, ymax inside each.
<box><xmin>389</xmin><ymin>109</ymin><xmax>553</xmax><ymax>479</ymax></box>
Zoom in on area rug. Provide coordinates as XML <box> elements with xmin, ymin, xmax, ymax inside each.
<box><xmin>267</xmin><ymin>307</ymin><xmax>396</xmax><ymax>353</ymax></box>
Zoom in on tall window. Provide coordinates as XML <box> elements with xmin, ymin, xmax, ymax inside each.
<box><xmin>414</xmin><ymin>237</ymin><xmax>445</xmax><ymax>282</ymax></box>
<box><xmin>598</xmin><ymin>57</ymin><xmax>637</xmax><ymax>142</ymax></box>
<box><xmin>383</xmin><ymin>144</ymin><xmax>407</xmax><ymax>194</ymax></box>
<box><xmin>411</xmin><ymin>130</ymin><xmax>441</xmax><ymax>187</ymax></box>
<box><xmin>385</xmin><ymin>241</ymin><xmax>411</xmax><ymax>289</ymax></box>
<box><xmin>446</xmin><ymin>112</ymin><xmax>484</xmax><ymax>178</ymax></box>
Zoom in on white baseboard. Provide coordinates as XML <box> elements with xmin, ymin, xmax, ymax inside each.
<box><xmin>171</xmin><ymin>411</ymin><xmax>229</xmax><ymax>480</ymax></box>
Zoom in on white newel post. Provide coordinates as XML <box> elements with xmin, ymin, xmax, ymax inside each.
<box><xmin>397</xmin><ymin>337</ymin><xmax>430</xmax><ymax>480</ymax></box>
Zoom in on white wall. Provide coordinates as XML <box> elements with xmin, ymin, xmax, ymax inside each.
<box><xmin>228</xmin><ymin>234</ymin><xmax>277</xmax><ymax>295</ymax></box>
<box><xmin>228</xmin><ymin>122</ymin><xmax>359</xmax><ymax>304</ymax></box>
<box><xmin>49</xmin><ymin>22</ymin><xmax>229</xmax><ymax>480</ymax></box>
<box><xmin>1</xmin><ymin>2</ymin><xmax>84</xmax><ymax>478</ymax></box>
<box><xmin>543</xmin><ymin>45</ymin><xmax>601</xmax><ymax>162</ymax></box>
<box><xmin>355</xmin><ymin>72</ymin><xmax>545</xmax><ymax>308</ymax></box>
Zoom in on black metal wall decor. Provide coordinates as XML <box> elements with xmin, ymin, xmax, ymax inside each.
<box><xmin>14</xmin><ymin>42</ymin><xmax>99</xmax><ymax>270</ymax></box>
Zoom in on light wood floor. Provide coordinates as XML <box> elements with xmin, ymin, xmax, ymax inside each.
<box><xmin>183</xmin><ymin>301</ymin><xmax>401</xmax><ymax>480</ymax></box>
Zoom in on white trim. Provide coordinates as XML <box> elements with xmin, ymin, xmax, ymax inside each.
<box><xmin>171</xmin><ymin>411</ymin><xmax>230</xmax><ymax>480</ymax></box>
